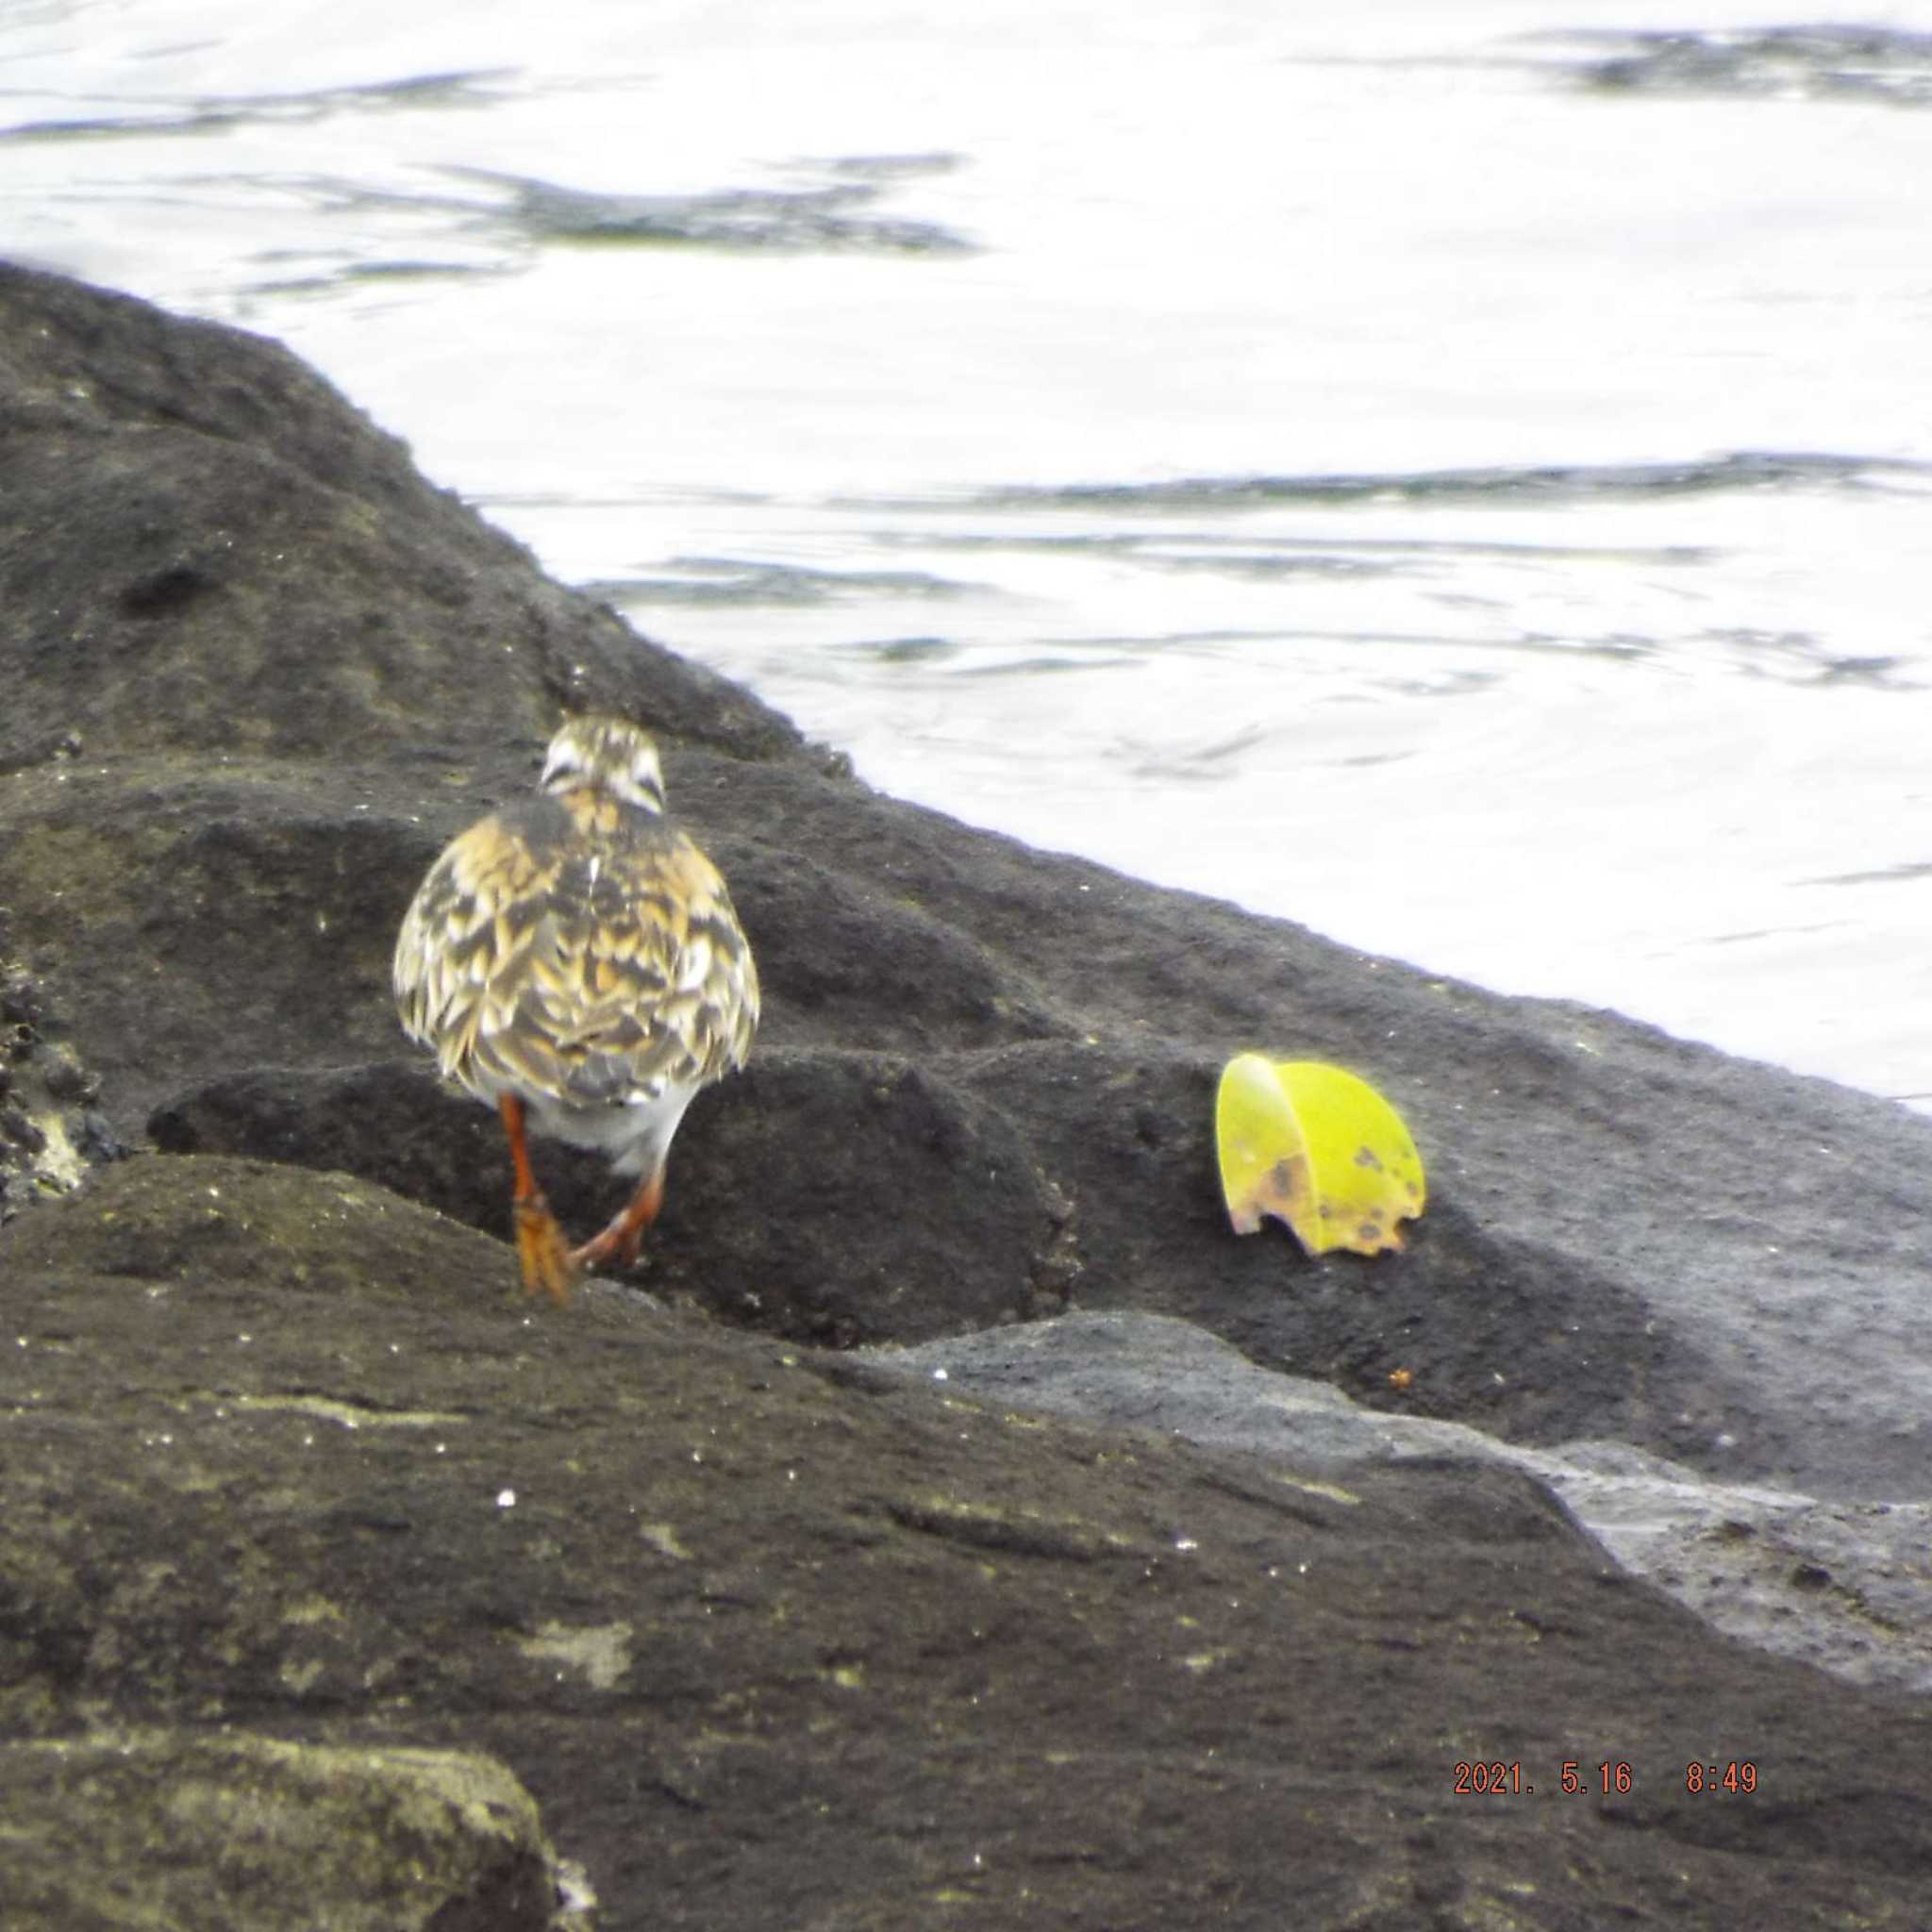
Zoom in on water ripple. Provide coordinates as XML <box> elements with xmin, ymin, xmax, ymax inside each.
<box><xmin>441</xmin><ymin>158</ymin><xmax>975</xmax><ymax>256</ymax></box>
<box><xmin>958</xmin><ymin>452</ymin><xmax>1932</xmax><ymax>512</ymax></box>
<box><xmin>1530</xmin><ymin>25</ymin><xmax>1932</xmax><ymax>110</ymax></box>
<box><xmin>587</xmin><ymin>558</ymin><xmax>981</xmax><ymax>608</ymax></box>
<box><xmin>0</xmin><ymin>68</ymin><xmax>510</xmax><ymax>142</ymax></box>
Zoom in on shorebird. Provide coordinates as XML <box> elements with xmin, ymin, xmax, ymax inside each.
<box><xmin>392</xmin><ymin>714</ymin><xmax>758</xmax><ymax>1302</ymax></box>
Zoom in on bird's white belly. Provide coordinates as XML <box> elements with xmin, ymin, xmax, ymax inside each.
<box><xmin>468</xmin><ymin>1071</ymin><xmax>698</xmax><ymax>1176</ymax></box>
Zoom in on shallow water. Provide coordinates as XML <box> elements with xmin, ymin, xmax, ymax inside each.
<box><xmin>6</xmin><ymin>0</ymin><xmax>1929</xmax><ymax>1105</ymax></box>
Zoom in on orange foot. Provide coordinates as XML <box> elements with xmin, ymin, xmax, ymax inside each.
<box><xmin>514</xmin><ymin>1191</ymin><xmax>579</xmax><ymax>1305</ymax></box>
<box><xmin>571</xmin><ymin>1170</ymin><xmax>665</xmax><ymax>1275</ymax></box>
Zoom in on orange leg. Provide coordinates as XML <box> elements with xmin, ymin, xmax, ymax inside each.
<box><xmin>570</xmin><ymin>1167</ymin><xmax>666</xmax><ymax>1274</ymax></box>
<box><xmin>499</xmin><ymin>1093</ymin><xmax>577</xmax><ymax>1305</ymax></box>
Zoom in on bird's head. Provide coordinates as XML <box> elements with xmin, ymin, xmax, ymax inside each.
<box><xmin>540</xmin><ymin>714</ymin><xmax>667</xmax><ymax>814</ymax></box>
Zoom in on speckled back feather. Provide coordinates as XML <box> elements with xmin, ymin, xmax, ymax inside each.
<box><xmin>392</xmin><ymin>721</ymin><xmax>758</xmax><ymax>1133</ymax></box>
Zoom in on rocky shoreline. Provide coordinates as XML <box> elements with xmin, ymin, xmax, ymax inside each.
<box><xmin>4</xmin><ymin>260</ymin><xmax>1930</xmax><ymax>1926</ymax></box>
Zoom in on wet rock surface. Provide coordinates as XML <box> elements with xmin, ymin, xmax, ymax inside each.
<box><xmin>883</xmin><ymin>1311</ymin><xmax>1932</xmax><ymax>1698</ymax></box>
<box><xmin>4</xmin><ymin>260</ymin><xmax>1931</xmax><ymax>1925</ymax></box>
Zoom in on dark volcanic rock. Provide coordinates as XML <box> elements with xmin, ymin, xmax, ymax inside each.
<box><xmin>0</xmin><ymin>265</ymin><xmax>799</xmax><ymax>771</ymax></box>
<box><xmin>878</xmin><ymin>1310</ymin><xmax>1932</xmax><ymax>1697</ymax></box>
<box><xmin>4</xmin><ymin>260</ymin><xmax>1932</xmax><ymax>1924</ymax></box>
<box><xmin>5</xmin><ymin>1156</ymin><xmax>1932</xmax><ymax>1929</ymax></box>
<box><xmin>154</xmin><ymin>1048</ymin><xmax>1070</xmax><ymax>1345</ymax></box>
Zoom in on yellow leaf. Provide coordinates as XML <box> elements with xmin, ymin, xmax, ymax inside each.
<box><xmin>1215</xmin><ymin>1054</ymin><xmax>1425</xmax><ymax>1257</ymax></box>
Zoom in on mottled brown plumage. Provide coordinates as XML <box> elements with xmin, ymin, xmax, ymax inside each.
<box><xmin>393</xmin><ymin>715</ymin><xmax>758</xmax><ymax>1300</ymax></box>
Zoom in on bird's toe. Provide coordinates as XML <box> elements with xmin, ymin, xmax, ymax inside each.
<box><xmin>514</xmin><ymin>1193</ymin><xmax>578</xmax><ymax>1305</ymax></box>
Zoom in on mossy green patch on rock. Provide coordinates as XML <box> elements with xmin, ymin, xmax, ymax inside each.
<box><xmin>0</xmin><ymin>1729</ymin><xmax>579</xmax><ymax>1932</ymax></box>
<box><xmin>0</xmin><ymin>915</ymin><xmax>122</xmax><ymax>1224</ymax></box>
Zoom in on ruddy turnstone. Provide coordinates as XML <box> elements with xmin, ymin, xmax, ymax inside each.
<box><xmin>392</xmin><ymin>714</ymin><xmax>758</xmax><ymax>1302</ymax></box>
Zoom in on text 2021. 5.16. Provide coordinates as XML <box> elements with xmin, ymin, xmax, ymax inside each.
<box><xmin>1452</xmin><ymin>1761</ymin><xmax>1635</xmax><ymax>1795</ymax></box>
